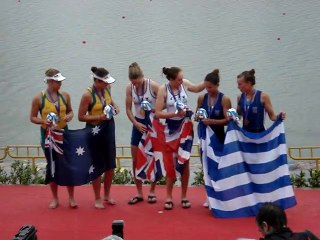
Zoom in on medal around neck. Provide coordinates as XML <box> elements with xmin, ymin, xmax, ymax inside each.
<box><xmin>227</xmin><ymin>108</ymin><xmax>240</xmax><ymax>124</ymax></box>
<box><xmin>46</xmin><ymin>112</ymin><xmax>57</xmax><ymax>126</ymax></box>
<box><xmin>141</xmin><ymin>100</ymin><xmax>152</xmax><ymax>112</ymax></box>
<box><xmin>103</xmin><ymin>104</ymin><xmax>117</xmax><ymax>119</ymax></box>
<box><xmin>195</xmin><ymin>108</ymin><xmax>208</xmax><ymax>121</ymax></box>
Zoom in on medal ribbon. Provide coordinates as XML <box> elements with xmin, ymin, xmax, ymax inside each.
<box><xmin>244</xmin><ymin>90</ymin><xmax>256</xmax><ymax>121</ymax></box>
<box><xmin>168</xmin><ymin>83</ymin><xmax>181</xmax><ymax>102</ymax></box>
<box><xmin>46</xmin><ymin>90</ymin><xmax>60</xmax><ymax>117</ymax></box>
<box><xmin>207</xmin><ymin>92</ymin><xmax>219</xmax><ymax>117</ymax></box>
<box><xmin>93</xmin><ymin>85</ymin><xmax>106</xmax><ymax>110</ymax></box>
<box><xmin>134</xmin><ymin>80</ymin><xmax>145</xmax><ymax>104</ymax></box>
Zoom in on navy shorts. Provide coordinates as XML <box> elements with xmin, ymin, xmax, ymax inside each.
<box><xmin>165</xmin><ymin>118</ymin><xmax>184</xmax><ymax>134</ymax></box>
<box><xmin>131</xmin><ymin>117</ymin><xmax>147</xmax><ymax>146</ymax></box>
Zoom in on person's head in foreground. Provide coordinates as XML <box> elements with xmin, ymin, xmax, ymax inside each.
<box><xmin>256</xmin><ymin>202</ymin><xmax>319</xmax><ymax>240</ymax></box>
<box><xmin>256</xmin><ymin>202</ymin><xmax>287</xmax><ymax>237</ymax></box>
<box><xmin>102</xmin><ymin>235</ymin><xmax>123</xmax><ymax>240</ymax></box>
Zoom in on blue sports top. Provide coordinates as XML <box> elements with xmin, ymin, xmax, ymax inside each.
<box><xmin>238</xmin><ymin>90</ymin><xmax>265</xmax><ymax>132</ymax></box>
<box><xmin>200</xmin><ymin>92</ymin><xmax>225</xmax><ymax>143</ymax></box>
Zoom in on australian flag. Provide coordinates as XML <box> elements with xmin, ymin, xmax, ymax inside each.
<box><xmin>199</xmin><ymin>117</ymin><xmax>296</xmax><ymax>218</ymax></box>
<box><xmin>44</xmin><ymin>119</ymin><xmax>116</xmax><ymax>186</ymax></box>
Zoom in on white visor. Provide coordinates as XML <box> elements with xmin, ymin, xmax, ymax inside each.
<box><xmin>44</xmin><ymin>72</ymin><xmax>66</xmax><ymax>83</ymax></box>
<box><xmin>92</xmin><ymin>73</ymin><xmax>116</xmax><ymax>84</ymax></box>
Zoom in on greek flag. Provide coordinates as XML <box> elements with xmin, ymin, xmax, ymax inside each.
<box><xmin>199</xmin><ymin>118</ymin><xmax>296</xmax><ymax>218</ymax></box>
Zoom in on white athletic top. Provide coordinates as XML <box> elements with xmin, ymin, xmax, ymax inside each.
<box><xmin>166</xmin><ymin>83</ymin><xmax>188</xmax><ymax>120</ymax></box>
<box><xmin>132</xmin><ymin>78</ymin><xmax>156</xmax><ymax>119</ymax></box>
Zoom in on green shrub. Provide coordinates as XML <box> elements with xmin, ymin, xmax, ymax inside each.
<box><xmin>9</xmin><ymin>160</ymin><xmax>32</xmax><ymax>184</ymax></box>
<box><xmin>0</xmin><ymin>166</ymin><xmax>9</xmax><ymax>184</ymax></box>
<box><xmin>112</xmin><ymin>168</ymin><xmax>135</xmax><ymax>184</ymax></box>
<box><xmin>290</xmin><ymin>170</ymin><xmax>308</xmax><ymax>188</ymax></box>
<box><xmin>0</xmin><ymin>160</ymin><xmax>45</xmax><ymax>185</ymax></box>
<box><xmin>143</xmin><ymin>177</ymin><xmax>167</xmax><ymax>185</ymax></box>
<box><xmin>31</xmin><ymin>166</ymin><xmax>46</xmax><ymax>184</ymax></box>
<box><xmin>290</xmin><ymin>169</ymin><xmax>320</xmax><ymax>188</ymax></box>
<box><xmin>307</xmin><ymin>169</ymin><xmax>320</xmax><ymax>188</ymax></box>
<box><xmin>192</xmin><ymin>167</ymin><xmax>204</xmax><ymax>186</ymax></box>
<box><xmin>155</xmin><ymin>177</ymin><xmax>166</xmax><ymax>185</ymax></box>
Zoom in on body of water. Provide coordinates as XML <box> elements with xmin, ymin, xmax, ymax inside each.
<box><xmin>1</xmin><ymin>0</ymin><xmax>320</xmax><ymax>152</ymax></box>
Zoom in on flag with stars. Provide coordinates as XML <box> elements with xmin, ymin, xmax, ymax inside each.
<box><xmin>44</xmin><ymin>119</ymin><xmax>116</xmax><ymax>186</ymax></box>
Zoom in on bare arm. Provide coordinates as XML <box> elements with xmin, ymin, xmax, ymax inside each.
<box><xmin>61</xmin><ymin>91</ymin><xmax>73</xmax><ymax>122</ymax></box>
<box><xmin>155</xmin><ymin>85</ymin><xmax>185</xmax><ymax>119</ymax></box>
<box><xmin>196</xmin><ymin>95</ymin><xmax>205</xmax><ymax>110</ymax></box>
<box><xmin>236</xmin><ymin>95</ymin><xmax>242</xmax><ymax>116</ymax></box>
<box><xmin>125</xmin><ymin>84</ymin><xmax>138</xmax><ymax>125</ymax></box>
<box><xmin>183</xmin><ymin>79</ymin><xmax>205</xmax><ymax>93</ymax></box>
<box><xmin>78</xmin><ymin>92</ymin><xmax>106</xmax><ymax>122</ymax></box>
<box><xmin>30</xmin><ymin>93</ymin><xmax>46</xmax><ymax>126</ymax></box>
<box><xmin>125</xmin><ymin>84</ymin><xmax>146</xmax><ymax>133</ymax></box>
<box><xmin>194</xmin><ymin>95</ymin><xmax>205</xmax><ymax>121</ymax></box>
<box><xmin>107</xmin><ymin>87</ymin><xmax>120</xmax><ymax>114</ymax></box>
<box><xmin>111</xmin><ymin>98</ymin><xmax>120</xmax><ymax>114</ymax></box>
<box><xmin>262</xmin><ymin>92</ymin><xmax>278</xmax><ymax>121</ymax></box>
<box><xmin>150</xmin><ymin>80</ymin><xmax>160</xmax><ymax>97</ymax></box>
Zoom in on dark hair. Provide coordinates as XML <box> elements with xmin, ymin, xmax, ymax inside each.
<box><xmin>45</xmin><ymin>68</ymin><xmax>60</xmax><ymax>77</ymax></box>
<box><xmin>238</xmin><ymin>69</ymin><xmax>256</xmax><ymax>85</ymax></box>
<box><xmin>91</xmin><ymin>66</ymin><xmax>109</xmax><ymax>79</ymax></box>
<box><xmin>205</xmin><ymin>69</ymin><xmax>220</xmax><ymax>85</ymax></box>
<box><xmin>128</xmin><ymin>62</ymin><xmax>143</xmax><ymax>80</ymax></box>
<box><xmin>256</xmin><ymin>203</ymin><xmax>287</xmax><ymax>231</ymax></box>
<box><xmin>162</xmin><ymin>66</ymin><xmax>182</xmax><ymax>81</ymax></box>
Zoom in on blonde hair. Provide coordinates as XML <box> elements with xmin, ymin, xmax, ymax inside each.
<box><xmin>128</xmin><ymin>62</ymin><xmax>143</xmax><ymax>80</ymax></box>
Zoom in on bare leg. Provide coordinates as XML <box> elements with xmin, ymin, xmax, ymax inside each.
<box><xmin>164</xmin><ymin>177</ymin><xmax>175</xmax><ymax>209</ymax></box>
<box><xmin>181</xmin><ymin>161</ymin><xmax>191</xmax><ymax>208</ymax></box>
<box><xmin>147</xmin><ymin>181</ymin><xmax>157</xmax><ymax>203</ymax></box>
<box><xmin>150</xmin><ymin>181</ymin><xmax>156</xmax><ymax>195</ymax></box>
<box><xmin>49</xmin><ymin>182</ymin><xmax>59</xmax><ymax>209</ymax></box>
<box><xmin>103</xmin><ymin>169</ymin><xmax>115</xmax><ymax>205</ymax></box>
<box><xmin>67</xmin><ymin>186</ymin><xmax>78</xmax><ymax>208</ymax></box>
<box><xmin>92</xmin><ymin>177</ymin><xmax>104</xmax><ymax>209</ymax></box>
<box><xmin>131</xmin><ymin>145</ymin><xmax>143</xmax><ymax>198</ymax></box>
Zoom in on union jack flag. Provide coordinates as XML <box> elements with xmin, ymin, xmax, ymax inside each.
<box><xmin>45</xmin><ymin>128</ymin><xmax>63</xmax><ymax>155</ymax></box>
<box><xmin>136</xmin><ymin>113</ymin><xmax>193</xmax><ymax>181</ymax></box>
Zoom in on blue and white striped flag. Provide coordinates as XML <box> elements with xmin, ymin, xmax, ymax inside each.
<box><xmin>199</xmin><ymin>118</ymin><xmax>296</xmax><ymax>218</ymax></box>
